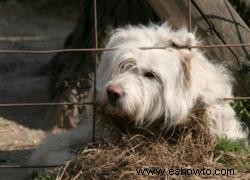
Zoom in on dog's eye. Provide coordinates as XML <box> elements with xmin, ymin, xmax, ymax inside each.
<box><xmin>120</xmin><ymin>64</ymin><xmax>125</xmax><ymax>70</ymax></box>
<box><xmin>119</xmin><ymin>60</ymin><xmax>136</xmax><ymax>72</ymax></box>
<box><xmin>144</xmin><ymin>71</ymin><xmax>157</xmax><ymax>79</ymax></box>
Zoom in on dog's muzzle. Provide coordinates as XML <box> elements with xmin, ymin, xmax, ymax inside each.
<box><xmin>107</xmin><ymin>84</ymin><xmax>125</xmax><ymax>106</ymax></box>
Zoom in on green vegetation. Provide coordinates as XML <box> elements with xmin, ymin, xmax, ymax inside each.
<box><xmin>232</xmin><ymin>100</ymin><xmax>250</xmax><ymax>128</ymax></box>
<box><xmin>215</xmin><ymin>138</ymin><xmax>250</xmax><ymax>169</ymax></box>
<box><xmin>216</xmin><ymin>138</ymin><xmax>249</xmax><ymax>153</ymax></box>
<box><xmin>33</xmin><ymin>174</ymin><xmax>56</xmax><ymax>180</ymax></box>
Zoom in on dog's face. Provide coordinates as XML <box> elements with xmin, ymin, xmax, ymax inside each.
<box><xmin>96</xmin><ymin>24</ymin><xmax>199</xmax><ymax>127</ymax></box>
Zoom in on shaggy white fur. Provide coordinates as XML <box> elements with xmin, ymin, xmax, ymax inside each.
<box><xmin>30</xmin><ymin>23</ymin><xmax>248</xmax><ymax>167</ymax></box>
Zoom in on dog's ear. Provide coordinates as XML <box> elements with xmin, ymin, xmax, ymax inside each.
<box><xmin>179</xmin><ymin>49</ymin><xmax>192</xmax><ymax>87</ymax></box>
<box><xmin>170</xmin><ymin>30</ymin><xmax>199</xmax><ymax>62</ymax></box>
<box><xmin>170</xmin><ymin>30</ymin><xmax>198</xmax><ymax>48</ymax></box>
<box><xmin>170</xmin><ymin>30</ymin><xmax>198</xmax><ymax>87</ymax></box>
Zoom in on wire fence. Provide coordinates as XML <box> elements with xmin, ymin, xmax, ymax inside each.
<box><xmin>0</xmin><ymin>0</ymin><xmax>249</xmax><ymax>169</ymax></box>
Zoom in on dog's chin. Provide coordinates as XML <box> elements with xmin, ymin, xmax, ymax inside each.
<box><xmin>98</xmin><ymin>102</ymin><xmax>135</xmax><ymax>131</ymax></box>
<box><xmin>101</xmin><ymin>103</ymin><xmax>129</xmax><ymax>118</ymax></box>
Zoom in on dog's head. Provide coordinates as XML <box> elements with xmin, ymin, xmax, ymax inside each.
<box><xmin>96</xmin><ymin>23</ymin><xmax>201</xmax><ymax>128</ymax></box>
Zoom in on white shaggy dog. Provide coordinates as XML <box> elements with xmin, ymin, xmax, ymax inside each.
<box><xmin>30</xmin><ymin>23</ymin><xmax>248</xmax><ymax>166</ymax></box>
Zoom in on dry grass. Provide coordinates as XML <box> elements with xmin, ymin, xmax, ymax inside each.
<box><xmin>53</xmin><ymin>107</ymin><xmax>249</xmax><ymax>179</ymax></box>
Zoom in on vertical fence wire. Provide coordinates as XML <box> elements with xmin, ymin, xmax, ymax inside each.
<box><xmin>92</xmin><ymin>0</ymin><xmax>98</xmax><ymax>142</ymax></box>
<box><xmin>188</xmin><ymin>0</ymin><xmax>192</xmax><ymax>32</ymax></box>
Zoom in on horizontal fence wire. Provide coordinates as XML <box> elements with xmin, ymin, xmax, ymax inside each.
<box><xmin>0</xmin><ymin>97</ymin><xmax>249</xmax><ymax>107</ymax></box>
<box><xmin>222</xmin><ymin>97</ymin><xmax>250</xmax><ymax>100</ymax></box>
<box><xmin>0</xmin><ymin>164</ymin><xmax>63</xmax><ymax>169</ymax></box>
<box><xmin>0</xmin><ymin>102</ymin><xmax>93</xmax><ymax>107</ymax></box>
<box><xmin>0</xmin><ymin>43</ymin><xmax>250</xmax><ymax>54</ymax></box>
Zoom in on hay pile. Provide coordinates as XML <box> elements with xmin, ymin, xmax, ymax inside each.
<box><xmin>56</xmin><ymin>110</ymin><xmax>249</xmax><ymax>179</ymax></box>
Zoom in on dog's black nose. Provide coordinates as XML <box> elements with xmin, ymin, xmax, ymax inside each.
<box><xmin>107</xmin><ymin>84</ymin><xmax>124</xmax><ymax>102</ymax></box>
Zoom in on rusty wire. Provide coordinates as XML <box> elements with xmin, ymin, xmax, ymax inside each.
<box><xmin>0</xmin><ymin>164</ymin><xmax>63</xmax><ymax>169</ymax></box>
<box><xmin>188</xmin><ymin>0</ymin><xmax>192</xmax><ymax>32</ymax></box>
<box><xmin>0</xmin><ymin>43</ymin><xmax>250</xmax><ymax>54</ymax></box>
<box><xmin>0</xmin><ymin>0</ymin><xmax>250</xmax><ymax>170</ymax></box>
<box><xmin>0</xmin><ymin>97</ymin><xmax>249</xmax><ymax>108</ymax></box>
<box><xmin>92</xmin><ymin>0</ymin><xmax>98</xmax><ymax>142</ymax></box>
<box><xmin>222</xmin><ymin>97</ymin><xmax>250</xmax><ymax>101</ymax></box>
<box><xmin>0</xmin><ymin>102</ymin><xmax>93</xmax><ymax>107</ymax></box>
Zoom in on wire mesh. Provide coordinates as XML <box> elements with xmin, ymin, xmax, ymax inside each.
<box><xmin>0</xmin><ymin>0</ymin><xmax>249</xmax><ymax>169</ymax></box>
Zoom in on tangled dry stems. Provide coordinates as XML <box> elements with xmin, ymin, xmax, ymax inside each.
<box><xmin>56</xmin><ymin>109</ymin><xmax>249</xmax><ymax>179</ymax></box>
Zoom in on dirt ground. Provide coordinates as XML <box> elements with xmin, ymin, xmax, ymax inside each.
<box><xmin>0</xmin><ymin>1</ymin><xmax>80</xmax><ymax>179</ymax></box>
